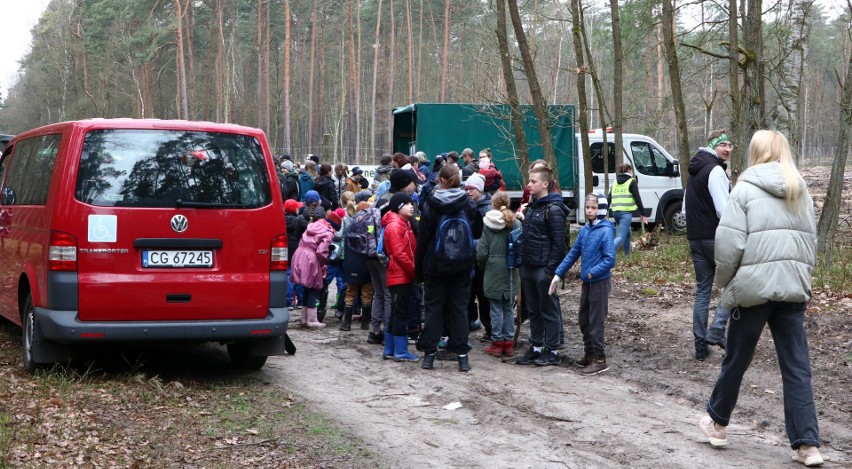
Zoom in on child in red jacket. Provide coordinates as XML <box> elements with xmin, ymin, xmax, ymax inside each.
<box><xmin>381</xmin><ymin>192</ymin><xmax>419</xmax><ymax>362</ymax></box>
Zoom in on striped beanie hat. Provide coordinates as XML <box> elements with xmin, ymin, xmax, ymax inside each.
<box><xmin>596</xmin><ymin>193</ymin><xmax>609</xmax><ymax>220</ymax></box>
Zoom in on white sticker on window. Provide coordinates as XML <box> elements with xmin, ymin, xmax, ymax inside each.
<box><xmin>88</xmin><ymin>215</ymin><xmax>117</xmax><ymax>243</ymax></box>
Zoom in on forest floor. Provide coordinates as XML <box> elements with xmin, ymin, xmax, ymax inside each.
<box><xmin>0</xmin><ymin>167</ymin><xmax>849</xmax><ymax>468</ymax></box>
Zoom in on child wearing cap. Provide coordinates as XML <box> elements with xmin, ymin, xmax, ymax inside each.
<box><xmin>550</xmin><ymin>193</ymin><xmax>616</xmax><ymax>375</ymax></box>
<box><xmin>380</xmin><ymin>192</ymin><xmax>419</xmax><ymax>362</ymax></box>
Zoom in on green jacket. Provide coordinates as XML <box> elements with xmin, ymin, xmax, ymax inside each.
<box><xmin>476</xmin><ymin>218</ymin><xmax>521</xmax><ymax>301</ymax></box>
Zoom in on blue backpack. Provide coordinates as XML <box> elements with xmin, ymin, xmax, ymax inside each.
<box><xmin>376</xmin><ymin>226</ymin><xmax>389</xmax><ymax>267</ymax></box>
<box><xmin>506</xmin><ymin>226</ymin><xmax>523</xmax><ymax>269</ymax></box>
<box><xmin>434</xmin><ymin>212</ymin><xmax>475</xmax><ymax>274</ymax></box>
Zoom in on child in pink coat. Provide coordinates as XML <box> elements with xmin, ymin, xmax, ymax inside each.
<box><xmin>290</xmin><ymin>217</ymin><xmax>336</xmax><ymax>328</ymax></box>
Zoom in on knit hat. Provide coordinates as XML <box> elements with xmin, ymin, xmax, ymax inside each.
<box><xmin>390</xmin><ymin>169</ymin><xmax>419</xmax><ymax>191</ymax></box>
<box><xmin>280</xmin><ymin>160</ymin><xmax>294</xmax><ymax>171</ymax></box>
<box><xmin>484</xmin><ymin>209</ymin><xmax>507</xmax><ymax>231</ymax></box>
<box><xmin>304</xmin><ymin>190</ymin><xmax>320</xmax><ymax>205</ymax></box>
<box><xmin>464</xmin><ymin>173</ymin><xmax>485</xmax><ymax>193</ymax></box>
<box><xmin>389</xmin><ymin>192</ymin><xmax>413</xmax><ymax>213</ymax></box>
<box><xmin>351</xmin><ymin>166</ymin><xmax>363</xmax><ymax>175</ymax></box>
<box><xmin>334</xmin><ymin>208</ymin><xmax>346</xmax><ymax>220</ymax></box>
<box><xmin>326</xmin><ymin>211</ymin><xmax>342</xmax><ymax>231</ymax></box>
<box><xmin>596</xmin><ymin>193</ymin><xmax>609</xmax><ymax>220</ymax></box>
<box><xmin>284</xmin><ymin>199</ymin><xmax>304</xmax><ymax>214</ymax></box>
<box><xmin>281</xmin><ymin>153</ymin><xmax>291</xmax><ymax>161</ymax></box>
<box><xmin>355</xmin><ymin>190</ymin><xmax>372</xmax><ymax>203</ymax></box>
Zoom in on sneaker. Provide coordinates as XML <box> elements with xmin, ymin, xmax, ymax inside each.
<box><xmin>792</xmin><ymin>445</ymin><xmax>824</xmax><ymax>467</ymax></box>
<box><xmin>515</xmin><ymin>348</ymin><xmax>542</xmax><ymax>365</ymax></box>
<box><xmin>699</xmin><ymin>415</ymin><xmax>729</xmax><ymax>447</ymax></box>
<box><xmin>533</xmin><ymin>351</ymin><xmax>562</xmax><ymax>366</ymax></box>
<box><xmin>479</xmin><ymin>332</ymin><xmax>493</xmax><ymax>343</ymax></box>
<box><xmin>580</xmin><ymin>356</ymin><xmax>609</xmax><ymax>375</ymax></box>
<box><xmin>437</xmin><ymin>338</ymin><xmax>448</xmax><ymax>349</ymax></box>
<box><xmin>705</xmin><ymin>336</ymin><xmax>727</xmax><ymax>350</ymax></box>
<box><xmin>436</xmin><ymin>349</ymin><xmax>457</xmax><ymax>361</ymax></box>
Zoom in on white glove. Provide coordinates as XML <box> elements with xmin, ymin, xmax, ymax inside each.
<box><xmin>548</xmin><ymin>275</ymin><xmax>561</xmax><ymax>295</ymax></box>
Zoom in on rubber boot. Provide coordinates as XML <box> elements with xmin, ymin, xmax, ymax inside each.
<box><xmin>300</xmin><ymin>308</ymin><xmax>308</xmax><ymax>328</ymax></box>
<box><xmin>483</xmin><ymin>340</ymin><xmax>504</xmax><ymax>357</ymax></box>
<box><xmin>360</xmin><ymin>305</ymin><xmax>372</xmax><ymax>330</ymax></box>
<box><xmin>339</xmin><ymin>306</ymin><xmax>354</xmax><ymax>331</ymax></box>
<box><xmin>457</xmin><ymin>354</ymin><xmax>471</xmax><ymax>372</ymax></box>
<box><xmin>382</xmin><ymin>332</ymin><xmax>394</xmax><ymax>360</ymax></box>
<box><xmin>317</xmin><ymin>308</ymin><xmax>326</xmax><ymax>323</ymax></box>
<box><xmin>422</xmin><ymin>352</ymin><xmax>436</xmax><ymax>370</ymax></box>
<box><xmin>305</xmin><ymin>308</ymin><xmax>326</xmax><ymax>329</ymax></box>
<box><xmin>392</xmin><ymin>335</ymin><xmax>419</xmax><ymax>362</ymax></box>
<box><xmin>503</xmin><ymin>340</ymin><xmax>514</xmax><ymax>357</ymax></box>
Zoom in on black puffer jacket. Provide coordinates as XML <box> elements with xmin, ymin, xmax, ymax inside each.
<box><xmin>313</xmin><ymin>175</ymin><xmax>337</xmax><ymax>210</ymax></box>
<box><xmin>520</xmin><ymin>192</ymin><xmax>569</xmax><ymax>276</ymax></box>
<box><xmin>415</xmin><ymin>188</ymin><xmax>484</xmax><ymax>282</ymax></box>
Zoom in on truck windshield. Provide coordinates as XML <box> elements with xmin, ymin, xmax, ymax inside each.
<box><xmin>75</xmin><ymin>129</ymin><xmax>271</xmax><ymax>208</ymax></box>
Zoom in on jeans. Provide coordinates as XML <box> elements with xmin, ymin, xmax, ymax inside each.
<box><xmin>612</xmin><ymin>211</ymin><xmax>633</xmax><ymax>255</ymax></box>
<box><xmin>418</xmin><ymin>273</ymin><xmax>472</xmax><ymax>355</ymax></box>
<box><xmin>689</xmin><ymin>239</ymin><xmax>732</xmax><ymax>354</ymax></box>
<box><xmin>367</xmin><ymin>259</ymin><xmax>392</xmax><ymax>334</ymax></box>
<box><xmin>520</xmin><ymin>266</ymin><xmax>562</xmax><ymax>350</ymax></box>
<box><xmin>578</xmin><ymin>278</ymin><xmax>611</xmax><ymax>357</ymax></box>
<box><xmin>286</xmin><ymin>269</ymin><xmax>303</xmax><ymax>307</ymax></box>
<box><xmin>706</xmin><ymin>301</ymin><xmax>820</xmax><ymax>449</ymax></box>
<box><xmin>488</xmin><ymin>298</ymin><xmax>515</xmax><ymax>342</ymax></box>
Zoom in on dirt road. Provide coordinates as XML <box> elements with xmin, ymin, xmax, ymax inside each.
<box><xmin>264</xmin><ymin>284</ymin><xmax>851</xmax><ymax>468</ymax></box>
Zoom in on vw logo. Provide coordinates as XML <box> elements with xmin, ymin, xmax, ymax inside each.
<box><xmin>170</xmin><ymin>215</ymin><xmax>189</xmax><ymax>233</ymax></box>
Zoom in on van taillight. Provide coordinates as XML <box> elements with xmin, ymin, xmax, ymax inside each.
<box><xmin>270</xmin><ymin>234</ymin><xmax>288</xmax><ymax>271</ymax></box>
<box><xmin>49</xmin><ymin>231</ymin><xmax>78</xmax><ymax>271</ymax></box>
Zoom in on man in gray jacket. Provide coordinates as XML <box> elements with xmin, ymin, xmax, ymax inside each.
<box><xmin>684</xmin><ymin>130</ymin><xmax>733</xmax><ymax>360</ymax></box>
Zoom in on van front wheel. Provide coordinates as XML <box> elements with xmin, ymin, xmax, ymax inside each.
<box><xmin>22</xmin><ymin>294</ymin><xmax>46</xmax><ymax>374</ymax></box>
<box><xmin>664</xmin><ymin>202</ymin><xmax>687</xmax><ymax>234</ymax></box>
<box><xmin>227</xmin><ymin>343</ymin><xmax>268</xmax><ymax>370</ymax></box>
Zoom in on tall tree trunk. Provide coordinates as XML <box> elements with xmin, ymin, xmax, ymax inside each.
<box><xmin>263</xmin><ymin>0</ymin><xmax>271</xmax><ymax>132</ymax></box>
<box><xmin>571</xmin><ymin>0</ymin><xmax>593</xmax><ymax>198</ymax></box>
<box><xmin>742</xmin><ymin>0</ymin><xmax>765</xmax><ymax>148</ymax></box>
<box><xmin>405</xmin><ymin>0</ymin><xmax>414</xmax><ymax>104</ymax></box>
<box><xmin>184</xmin><ymin>0</ymin><xmax>194</xmax><ymax>119</ymax></box>
<box><xmin>440</xmin><ymin>0</ymin><xmax>450</xmax><ymax>102</ymax></box>
<box><xmin>388</xmin><ymin>0</ymin><xmax>396</xmax><ymax>151</ymax></box>
<box><xmin>255</xmin><ymin>0</ymin><xmax>263</xmax><ymax>128</ymax></box>
<box><xmin>308</xmin><ymin>0</ymin><xmax>319</xmax><ymax>150</ymax></box>
<box><xmin>370</xmin><ymin>0</ymin><xmax>384</xmax><ymax>157</ymax></box>
<box><xmin>495</xmin><ymin>0</ymin><xmax>529</xmax><ymax>180</ymax></box>
<box><xmin>775</xmin><ymin>0</ymin><xmax>814</xmax><ymax>165</ymax></box>
<box><xmin>215</xmin><ymin>0</ymin><xmax>225</xmax><ymax>122</ymax></box>
<box><xmin>609</xmin><ymin>0</ymin><xmax>624</xmax><ymax>168</ymax></box>
<box><xmin>661</xmin><ymin>0</ymin><xmax>690</xmax><ymax>187</ymax></box>
<box><xmin>728</xmin><ymin>0</ymin><xmax>744</xmax><ymax>182</ymax></box>
<box><xmin>319</xmin><ymin>7</ymin><xmax>327</xmax><ymax>158</ymax></box>
<box><xmin>356</xmin><ymin>0</ymin><xmax>362</xmax><ymax>160</ymax></box>
<box><xmin>283</xmin><ymin>0</ymin><xmax>292</xmax><ymax>154</ymax></box>
<box><xmin>579</xmin><ymin>1</ymin><xmax>610</xmax><ymax>192</ymax></box>
<box><xmin>507</xmin><ymin>0</ymin><xmax>557</xmax><ymax>181</ymax></box>
<box><xmin>347</xmin><ymin>0</ymin><xmax>357</xmax><ymax>159</ymax></box>
<box><xmin>174</xmin><ymin>0</ymin><xmax>189</xmax><ymax>119</ymax></box>
<box><xmin>816</xmin><ymin>4</ymin><xmax>852</xmax><ymax>263</ymax></box>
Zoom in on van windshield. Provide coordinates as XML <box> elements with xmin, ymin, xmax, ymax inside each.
<box><xmin>76</xmin><ymin>129</ymin><xmax>271</xmax><ymax>208</ymax></box>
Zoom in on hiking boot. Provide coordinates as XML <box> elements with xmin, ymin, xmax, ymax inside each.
<box><xmin>699</xmin><ymin>415</ymin><xmax>729</xmax><ymax>447</ymax></box>
<box><xmin>695</xmin><ymin>345</ymin><xmax>712</xmax><ymax>361</ymax></box>
<box><xmin>792</xmin><ymin>445</ymin><xmax>824</xmax><ymax>467</ymax></box>
<box><xmin>483</xmin><ymin>341</ymin><xmax>504</xmax><ymax>357</ymax></box>
<box><xmin>479</xmin><ymin>332</ymin><xmax>493</xmax><ymax>343</ymax></box>
<box><xmin>580</xmin><ymin>356</ymin><xmax>609</xmax><ymax>375</ymax></box>
<box><xmin>533</xmin><ymin>350</ymin><xmax>562</xmax><ymax>366</ymax></box>
<box><xmin>575</xmin><ymin>352</ymin><xmax>592</xmax><ymax>368</ymax></box>
<box><xmin>367</xmin><ymin>331</ymin><xmax>383</xmax><ymax>345</ymax></box>
<box><xmin>436</xmin><ymin>349</ymin><xmax>457</xmax><ymax>361</ymax></box>
<box><xmin>457</xmin><ymin>354</ymin><xmax>471</xmax><ymax>372</ymax></box>
<box><xmin>515</xmin><ymin>347</ymin><xmax>542</xmax><ymax>365</ymax></box>
<box><xmin>422</xmin><ymin>352</ymin><xmax>436</xmax><ymax>370</ymax></box>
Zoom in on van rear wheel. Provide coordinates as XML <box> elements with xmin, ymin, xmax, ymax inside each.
<box><xmin>227</xmin><ymin>343</ymin><xmax>268</xmax><ymax>370</ymax></box>
<box><xmin>22</xmin><ymin>294</ymin><xmax>46</xmax><ymax>374</ymax></box>
<box><xmin>664</xmin><ymin>201</ymin><xmax>687</xmax><ymax>234</ymax></box>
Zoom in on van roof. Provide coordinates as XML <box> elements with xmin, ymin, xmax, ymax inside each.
<box><xmin>12</xmin><ymin>119</ymin><xmax>265</xmax><ymax>140</ymax></box>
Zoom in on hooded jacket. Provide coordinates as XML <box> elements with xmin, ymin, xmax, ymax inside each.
<box><xmin>290</xmin><ymin>219</ymin><xmax>335</xmax><ymax>290</ymax></box>
<box><xmin>313</xmin><ymin>175</ymin><xmax>338</xmax><ymax>210</ymax></box>
<box><xmin>714</xmin><ymin>162</ymin><xmax>816</xmax><ymax>309</ymax></box>
<box><xmin>415</xmin><ymin>188</ymin><xmax>484</xmax><ymax>281</ymax></box>
<box><xmin>285</xmin><ymin>212</ymin><xmax>308</xmax><ymax>265</ymax></box>
<box><xmin>555</xmin><ymin>218</ymin><xmax>616</xmax><ymax>282</ymax></box>
<box><xmin>476</xmin><ymin>214</ymin><xmax>521</xmax><ymax>300</ymax></box>
<box><xmin>520</xmin><ymin>192</ymin><xmax>569</xmax><ymax>276</ymax></box>
<box><xmin>382</xmin><ymin>211</ymin><xmax>416</xmax><ymax>287</ymax></box>
<box><xmin>297</xmin><ymin>172</ymin><xmax>314</xmax><ymax>202</ymax></box>
<box><xmin>375</xmin><ymin>164</ymin><xmax>393</xmax><ymax>182</ymax></box>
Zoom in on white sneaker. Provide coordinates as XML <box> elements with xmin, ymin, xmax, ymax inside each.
<box><xmin>792</xmin><ymin>445</ymin><xmax>824</xmax><ymax>467</ymax></box>
<box><xmin>699</xmin><ymin>415</ymin><xmax>729</xmax><ymax>447</ymax></box>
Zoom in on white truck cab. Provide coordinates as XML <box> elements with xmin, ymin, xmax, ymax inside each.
<box><xmin>576</xmin><ymin>129</ymin><xmax>685</xmax><ymax>232</ymax></box>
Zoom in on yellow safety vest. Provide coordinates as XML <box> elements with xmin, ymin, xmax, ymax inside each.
<box><xmin>610</xmin><ymin>177</ymin><xmax>638</xmax><ymax>212</ymax></box>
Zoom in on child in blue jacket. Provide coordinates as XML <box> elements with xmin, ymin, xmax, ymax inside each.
<box><xmin>550</xmin><ymin>193</ymin><xmax>615</xmax><ymax>375</ymax></box>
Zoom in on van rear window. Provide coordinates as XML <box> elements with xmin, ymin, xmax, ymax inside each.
<box><xmin>76</xmin><ymin>129</ymin><xmax>272</xmax><ymax>208</ymax></box>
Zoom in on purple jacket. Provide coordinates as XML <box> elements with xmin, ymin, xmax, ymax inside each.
<box><xmin>290</xmin><ymin>219</ymin><xmax>334</xmax><ymax>289</ymax></box>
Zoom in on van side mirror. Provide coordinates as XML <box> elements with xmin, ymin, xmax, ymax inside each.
<box><xmin>667</xmin><ymin>161</ymin><xmax>679</xmax><ymax>177</ymax></box>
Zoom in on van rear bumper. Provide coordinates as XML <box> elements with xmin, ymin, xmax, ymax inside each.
<box><xmin>34</xmin><ymin>307</ymin><xmax>289</xmax><ymax>343</ymax></box>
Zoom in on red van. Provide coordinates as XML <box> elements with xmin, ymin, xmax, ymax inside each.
<box><xmin>0</xmin><ymin>119</ymin><xmax>290</xmax><ymax>372</ymax></box>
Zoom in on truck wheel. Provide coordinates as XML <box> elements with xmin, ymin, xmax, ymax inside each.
<box><xmin>22</xmin><ymin>293</ymin><xmax>46</xmax><ymax>373</ymax></box>
<box><xmin>227</xmin><ymin>343</ymin><xmax>268</xmax><ymax>370</ymax></box>
<box><xmin>664</xmin><ymin>201</ymin><xmax>687</xmax><ymax>234</ymax></box>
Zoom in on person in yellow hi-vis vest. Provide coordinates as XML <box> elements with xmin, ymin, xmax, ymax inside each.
<box><xmin>607</xmin><ymin>164</ymin><xmax>647</xmax><ymax>255</ymax></box>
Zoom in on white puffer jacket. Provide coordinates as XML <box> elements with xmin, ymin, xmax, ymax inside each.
<box><xmin>714</xmin><ymin>162</ymin><xmax>816</xmax><ymax>309</ymax></box>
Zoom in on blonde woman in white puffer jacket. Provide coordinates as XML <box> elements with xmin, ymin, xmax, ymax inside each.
<box><xmin>698</xmin><ymin>130</ymin><xmax>823</xmax><ymax>467</ymax></box>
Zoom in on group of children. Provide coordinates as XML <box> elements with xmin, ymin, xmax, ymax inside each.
<box><xmin>285</xmin><ymin>154</ymin><xmax>617</xmax><ymax>376</ymax></box>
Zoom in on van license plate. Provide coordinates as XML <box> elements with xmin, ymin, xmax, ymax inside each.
<box><xmin>142</xmin><ymin>250</ymin><xmax>213</xmax><ymax>268</ymax></box>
